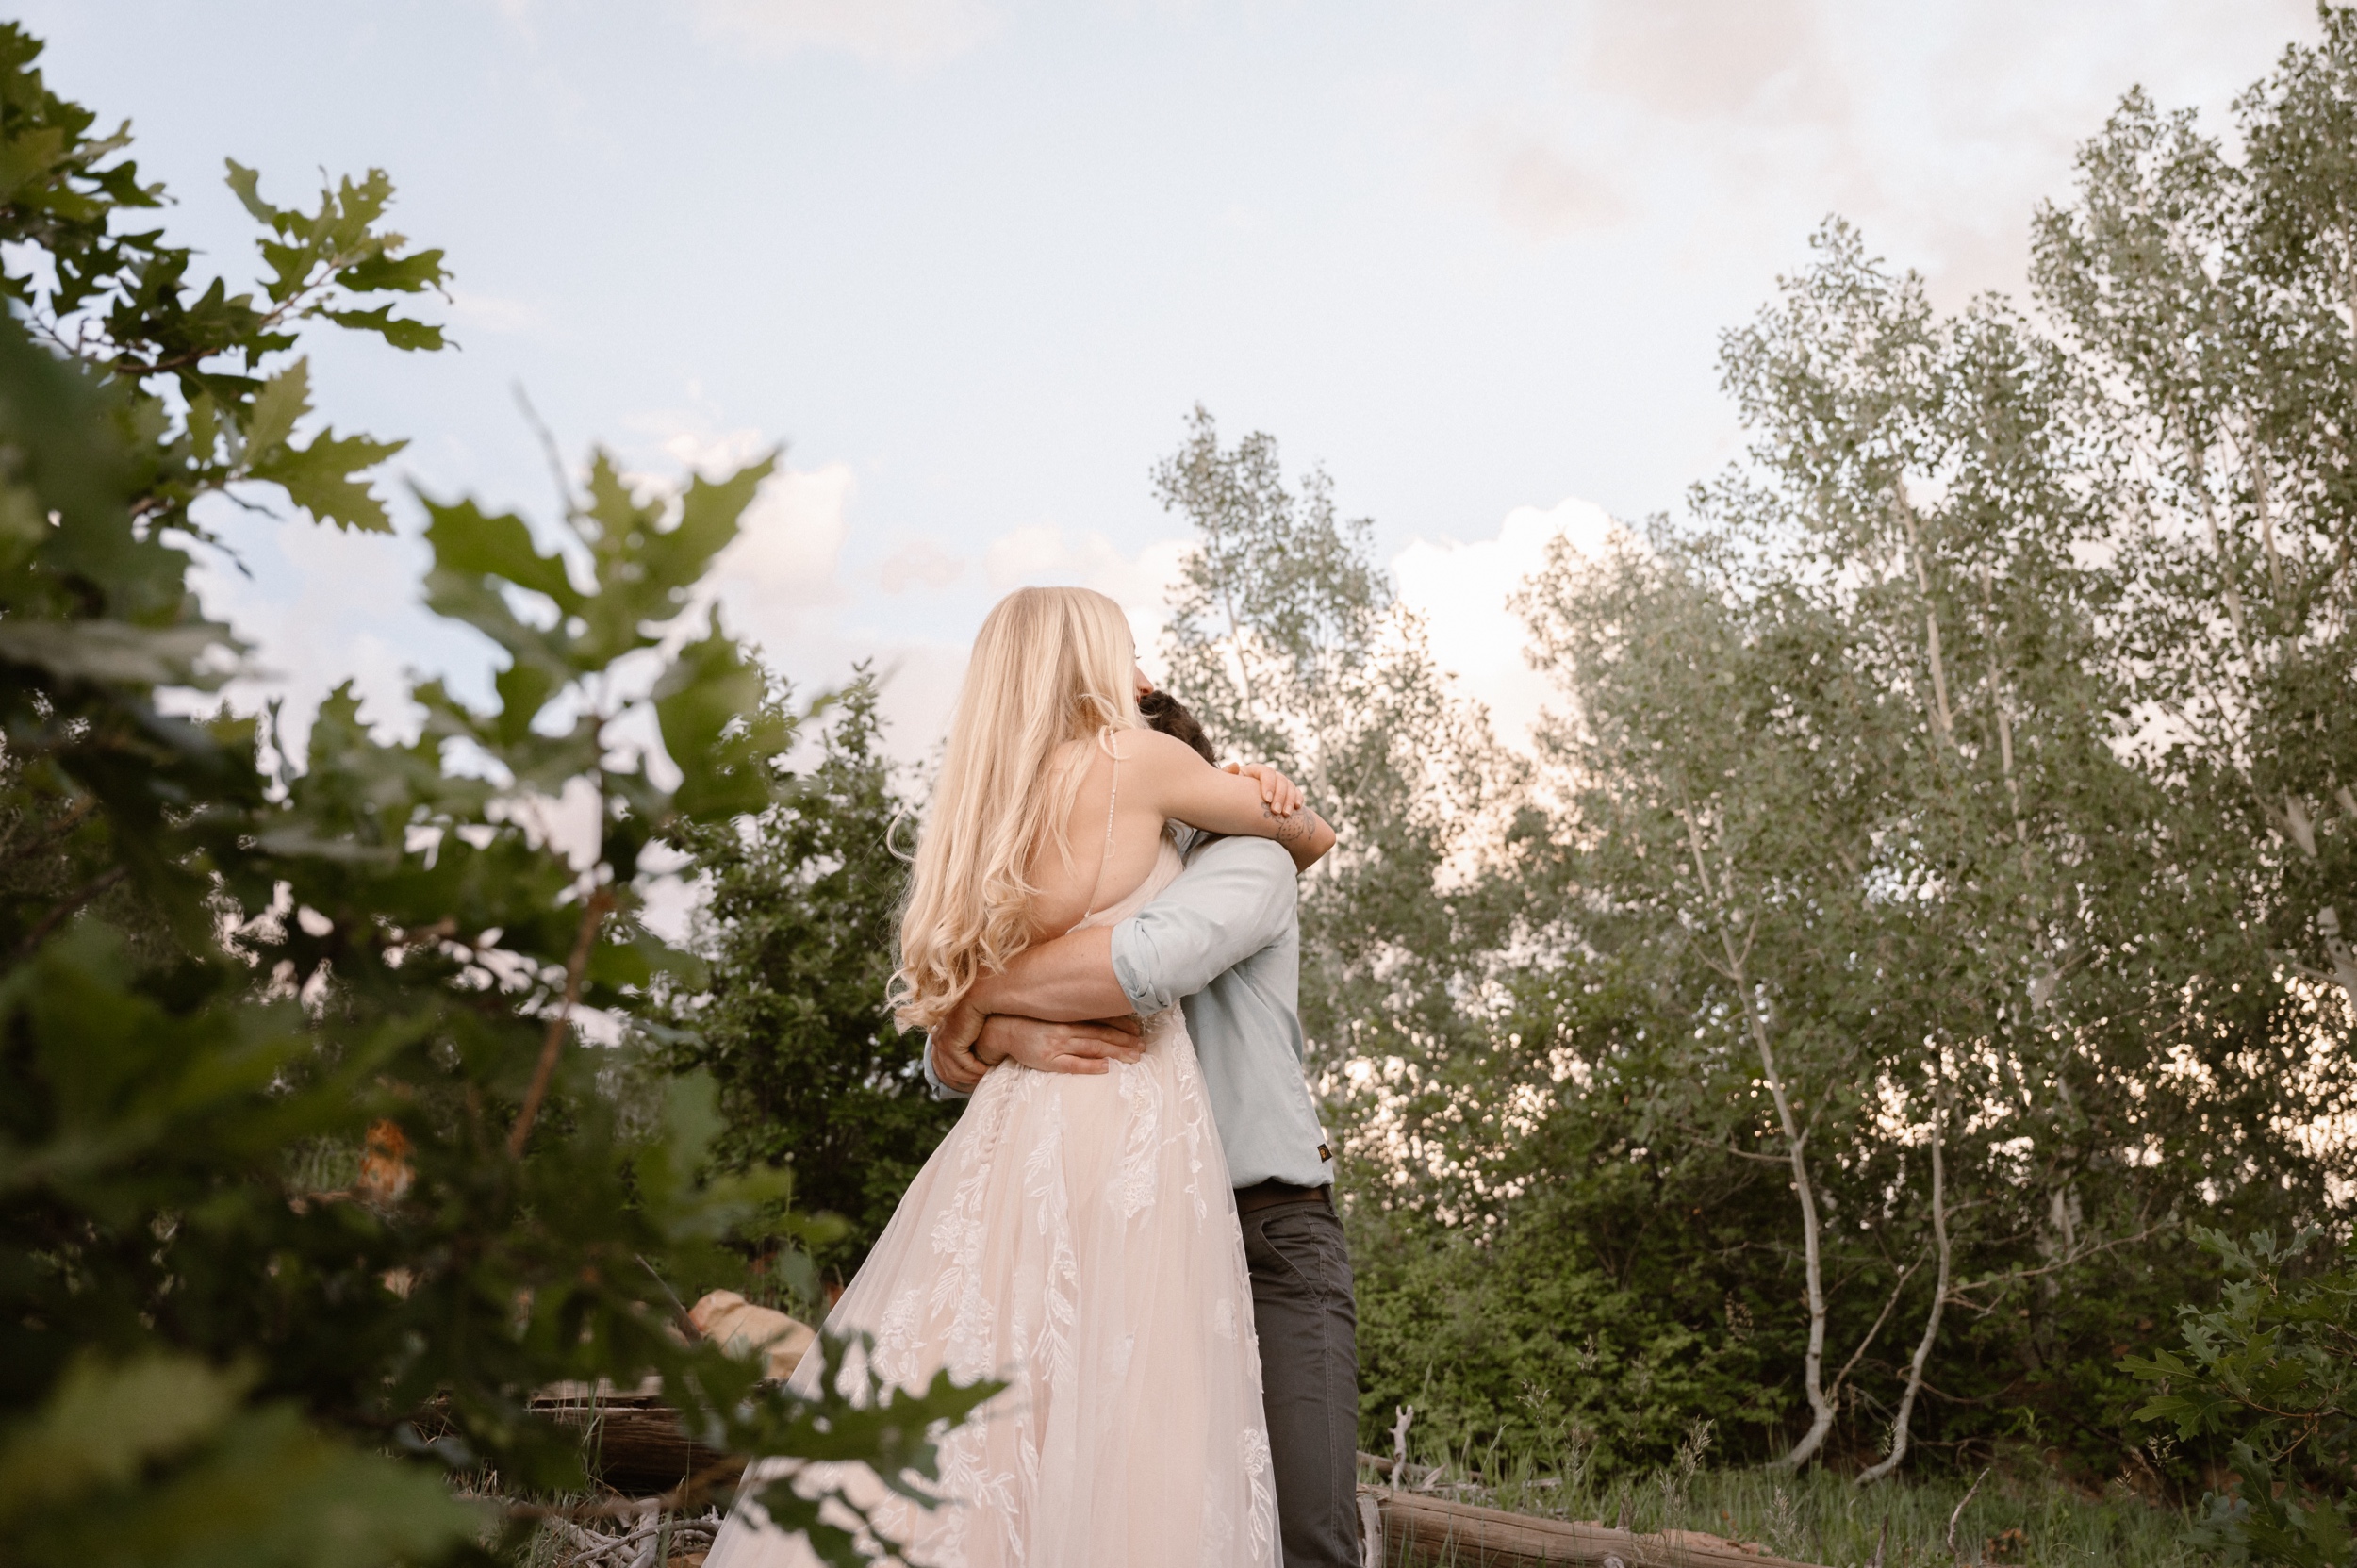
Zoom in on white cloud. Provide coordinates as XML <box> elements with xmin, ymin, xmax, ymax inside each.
<box><xmin>612</xmin><ymin>399</ymin><xmax>856</xmax><ymax>652</ymax></box>
<box><xmin>1442</xmin><ymin>115</ymin><xmax>1627</xmax><ymax>243</ymax></box>
<box><xmin>1583</xmin><ymin>0</ymin><xmax>1830</xmax><ymax>124</ymax></box>
<box><xmin>877</xmin><ymin>536</ymin><xmax>965</xmax><ymax>592</ymax></box>
<box><xmin>856</xmin><ymin>639</ymin><xmax>971</xmax><ymax>764</ymax></box>
<box><xmin>632</xmin><ymin>404</ymin><xmax>773</xmax><ymax>480</ymax></box>
<box><xmin>1449</xmin><ymin>0</ymin><xmax>2320</xmax><ymax>301</ymax></box>
<box><xmin>727</xmin><ymin>527</ymin><xmax>1197</xmax><ymax>773</ymax></box>
<box><xmin>446</xmin><ymin>289</ymin><xmax>550</xmax><ymax>338</ymax></box>
<box><xmin>1390</xmin><ymin>496</ymin><xmax>1624</xmax><ymax>752</ymax></box>
<box><xmin>935</xmin><ymin>506</ymin><xmax>1634</xmax><ymax>758</ymax></box>
<box><xmin>1493</xmin><ymin>133</ymin><xmax>1627</xmax><ymax>240</ymax></box>
<box><xmin>188</xmin><ymin>512</ymin><xmax>448</xmax><ymax>767</ymax></box>
<box><xmin>982</xmin><ymin>524</ymin><xmax>1145</xmax><ymax>597</ymax></box>
<box><xmin>711</xmin><ymin>462</ymin><xmax>856</xmax><ymax>654</ymax></box>
<box><xmin>981</xmin><ymin>523</ymin><xmax>1195</xmax><ymax>670</ymax></box>
<box><xmin>682</xmin><ymin>0</ymin><xmax>997</xmax><ymax>68</ymax></box>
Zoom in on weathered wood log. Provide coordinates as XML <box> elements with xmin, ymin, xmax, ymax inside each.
<box><xmin>535</xmin><ymin>1399</ymin><xmax>1826</xmax><ymax>1568</ymax></box>
<box><xmin>531</xmin><ymin>1392</ymin><xmax>743</xmax><ymax>1497</ymax></box>
<box><xmin>524</xmin><ymin>1294</ymin><xmax>811</xmax><ymax>1498</ymax></box>
<box><xmin>1368</xmin><ymin>1487</ymin><xmax>1823</xmax><ymax>1568</ymax></box>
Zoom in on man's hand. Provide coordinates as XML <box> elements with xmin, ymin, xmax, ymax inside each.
<box><xmin>978</xmin><ymin>1014</ymin><xmax>1145</xmax><ymax>1076</ymax></box>
<box><xmin>930</xmin><ymin>1032</ymin><xmax>989</xmax><ymax>1094</ymax></box>
<box><xmin>929</xmin><ymin>999</ymin><xmax>989</xmax><ymax>1093</ymax></box>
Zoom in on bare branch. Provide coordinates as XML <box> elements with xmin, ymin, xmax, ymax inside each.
<box><xmin>508</xmin><ymin>886</ymin><xmax>617</xmax><ymax>1157</ymax></box>
<box><xmin>12</xmin><ymin>866</ymin><xmax>129</xmax><ymax>961</ymax></box>
<box><xmin>1828</xmin><ymin>1253</ymin><xmax>1924</xmax><ymax>1404</ymax></box>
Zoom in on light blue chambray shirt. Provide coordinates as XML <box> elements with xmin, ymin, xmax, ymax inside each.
<box><xmin>927</xmin><ymin>832</ymin><xmax>1333</xmax><ymax>1191</ymax></box>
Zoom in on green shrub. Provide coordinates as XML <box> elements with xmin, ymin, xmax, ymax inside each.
<box><xmin>651</xmin><ymin>674</ymin><xmax>958</xmax><ymax>1291</ymax></box>
<box><xmin>2130</xmin><ymin>1228</ymin><xmax>2356</xmax><ymax>1567</ymax></box>
<box><xmin>0</xmin><ymin>25</ymin><xmax>987</xmax><ymax>1565</ymax></box>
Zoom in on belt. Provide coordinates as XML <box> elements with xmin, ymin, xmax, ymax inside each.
<box><xmin>1234</xmin><ymin>1180</ymin><xmax>1331</xmax><ymax>1216</ymax></box>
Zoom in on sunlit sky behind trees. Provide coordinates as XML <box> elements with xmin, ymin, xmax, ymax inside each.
<box><xmin>29</xmin><ymin>0</ymin><xmax>2323</xmax><ymax>756</ymax></box>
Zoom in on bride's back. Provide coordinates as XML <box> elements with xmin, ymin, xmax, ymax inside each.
<box><xmin>898</xmin><ymin>586</ymin><xmax>1303</xmax><ymax>1035</ymax></box>
<box><xmin>894</xmin><ymin>586</ymin><xmax>1147</xmax><ymax>1033</ymax></box>
<box><xmin>1021</xmin><ymin>735</ymin><xmax>1175</xmax><ymax>939</ymax></box>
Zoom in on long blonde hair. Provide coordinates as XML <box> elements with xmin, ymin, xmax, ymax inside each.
<box><xmin>893</xmin><ymin>586</ymin><xmax>1142</xmax><ymax>1032</ymax></box>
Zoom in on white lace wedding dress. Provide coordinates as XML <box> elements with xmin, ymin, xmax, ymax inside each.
<box><xmin>705</xmin><ymin>834</ymin><xmax>1278</xmax><ymax>1568</ymax></box>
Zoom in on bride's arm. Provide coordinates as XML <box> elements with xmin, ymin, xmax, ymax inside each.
<box><xmin>1126</xmin><ymin>728</ymin><xmax>1337</xmax><ymax>867</ymax></box>
<box><xmin>1227</xmin><ymin>763</ymin><xmax>1334</xmax><ymax>870</ymax></box>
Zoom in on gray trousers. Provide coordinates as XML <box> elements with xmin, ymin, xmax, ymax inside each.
<box><xmin>1240</xmin><ymin>1198</ymin><xmax>1360</xmax><ymax>1568</ymax></box>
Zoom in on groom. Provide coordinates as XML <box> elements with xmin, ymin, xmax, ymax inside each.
<box><xmin>926</xmin><ymin>690</ymin><xmax>1361</xmax><ymax>1568</ymax></box>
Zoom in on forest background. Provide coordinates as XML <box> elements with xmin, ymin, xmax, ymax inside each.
<box><xmin>670</xmin><ymin>6</ymin><xmax>2357</xmax><ymax>1535</ymax></box>
<box><xmin>2</xmin><ymin>5</ymin><xmax>2354</xmax><ymax>1568</ymax></box>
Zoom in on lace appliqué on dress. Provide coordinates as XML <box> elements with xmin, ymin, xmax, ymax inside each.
<box><xmin>703</xmin><ymin>834</ymin><xmax>1277</xmax><ymax>1568</ymax></box>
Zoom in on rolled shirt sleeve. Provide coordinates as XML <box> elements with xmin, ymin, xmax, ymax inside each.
<box><xmin>920</xmin><ymin>1036</ymin><xmax>967</xmax><ymax>1101</ymax></box>
<box><xmin>1110</xmin><ymin>837</ymin><xmax>1298</xmax><ymax>1015</ymax></box>
<box><xmin>930</xmin><ymin>832</ymin><xmax>1327</xmax><ymax>1189</ymax></box>
<box><xmin>925</xmin><ymin>836</ymin><xmax>1293</xmax><ymax>1103</ymax></box>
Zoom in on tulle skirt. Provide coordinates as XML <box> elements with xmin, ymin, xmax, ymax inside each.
<box><xmin>705</xmin><ymin>1003</ymin><xmax>1278</xmax><ymax>1568</ymax></box>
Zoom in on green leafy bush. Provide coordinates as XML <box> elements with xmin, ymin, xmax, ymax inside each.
<box><xmin>651</xmin><ymin>673</ymin><xmax>958</xmax><ymax>1291</ymax></box>
<box><xmin>0</xmin><ymin>25</ymin><xmax>987</xmax><ymax>1566</ymax></box>
<box><xmin>2130</xmin><ymin>1229</ymin><xmax>2355</xmax><ymax>1567</ymax></box>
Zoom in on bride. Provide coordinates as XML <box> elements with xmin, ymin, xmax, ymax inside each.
<box><xmin>706</xmin><ymin>586</ymin><xmax>1321</xmax><ymax>1568</ymax></box>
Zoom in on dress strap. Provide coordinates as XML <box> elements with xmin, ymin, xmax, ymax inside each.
<box><xmin>1068</xmin><ymin>733</ymin><xmax>1119</xmax><ymax>933</ymax></box>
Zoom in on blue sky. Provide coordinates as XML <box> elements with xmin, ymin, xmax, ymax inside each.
<box><xmin>25</xmin><ymin>0</ymin><xmax>2321</xmax><ymax>755</ymax></box>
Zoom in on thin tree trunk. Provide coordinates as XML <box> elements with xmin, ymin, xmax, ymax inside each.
<box><xmin>1895</xmin><ymin>493</ymin><xmax>1955</xmax><ymax>746</ymax></box>
<box><xmin>2186</xmin><ymin>441</ymin><xmax>2256</xmax><ymax>667</ymax></box>
<box><xmin>2247</xmin><ymin>437</ymin><xmax>2288</xmax><ymax>600</ymax></box>
<box><xmin>1868</xmin><ymin>485</ymin><xmax>1960</xmax><ymax>1484</ymax></box>
<box><xmin>509</xmin><ymin>886</ymin><xmax>616</xmax><ymax>1157</ymax></box>
<box><xmin>1828</xmin><ymin>1256</ymin><xmax>1922</xmax><ymax>1405</ymax></box>
<box><xmin>1858</xmin><ymin>1065</ymin><xmax>1952</xmax><ymax>1485</ymax></box>
<box><xmin>2224</xmin><ymin>426</ymin><xmax>2357</xmax><ymax>1011</ymax></box>
<box><xmin>1199</xmin><ymin>517</ymin><xmax>1263</xmax><ymax>728</ymax></box>
<box><xmin>1735</xmin><ymin>920</ymin><xmax>1839</xmax><ymax>1471</ymax></box>
<box><xmin>1979</xmin><ymin>566</ymin><xmax>2036</xmax><ymax>894</ymax></box>
<box><xmin>2316</xmin><ymin>905</ymin><xmax>2357</xmax><ymax>1020</ymax></box>
<box><xmin>1677</xmin><ymin>804</ymin><xmax>1838</xmax><ymax>1469</ymax></box>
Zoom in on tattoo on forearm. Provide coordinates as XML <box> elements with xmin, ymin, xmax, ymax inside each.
<box><xmin>1261</xmin><ymin>802</ymin><xmax>1327</xmax><ymax>850</ymax></box>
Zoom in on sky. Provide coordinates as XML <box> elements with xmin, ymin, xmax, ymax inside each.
<box><xmin>22</xmin><ymin>0</ymin><xmax>2323</xmax><ymax>761</ymax></box>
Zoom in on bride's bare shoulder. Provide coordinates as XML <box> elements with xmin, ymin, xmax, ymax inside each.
<box><xmin>1112</xmin><ymin>725</ymin><xmax>1209</xmax><ymax>776</ymax></box>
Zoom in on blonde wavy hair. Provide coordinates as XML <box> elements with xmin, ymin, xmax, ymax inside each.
<box><xmin>892</xmin><ymin>586</ymin><xmax>1142</xmax><ymax>1032</ymax></box>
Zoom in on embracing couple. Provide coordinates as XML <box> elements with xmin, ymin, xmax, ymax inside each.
<box><xmin>707</xmin><ymin>586</ymin><xmax>1360</xmax><ymax>1568</ymax></box>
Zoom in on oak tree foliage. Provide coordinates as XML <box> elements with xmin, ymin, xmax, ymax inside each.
<box><xmin>0</xmin><ymin>27</ymin><xmax>988</xmax><ymax>1568</ymax></box>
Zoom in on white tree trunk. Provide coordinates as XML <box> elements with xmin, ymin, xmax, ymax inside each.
<box><xmin>1896</xmin><ymin>493</ymin><xmax>1956</xmax><ymax>745</ymax></box>
<box><xmin>1742</xmin><ymin>945</ymin><xmax>1838</xmax><ymax>1471</ymax></box>
<box><xmin>1858</xmin><ymin>1067</ymin><xmax>1952</xmax><ymax>1485</ymax></box>
<box><xmin>1676</xmin><ymin>803</ymin><xmax>1839</xmax><ymax>1471</ymax></box>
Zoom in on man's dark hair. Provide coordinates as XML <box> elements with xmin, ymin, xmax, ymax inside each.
<box><xmin>1139</xmin><ymin>688</ymin><xmax>1217</xmax><ymax>765</ymax></box>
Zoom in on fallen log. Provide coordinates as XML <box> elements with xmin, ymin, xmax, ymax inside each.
<box><xmin>530</xmin><ymin>1292</ymin><xmax>812</xmax><ymax>1496</ymax></box>
<box><xmin>1366</xmin><ymin>1487</ymin><xmax>1822</xmax><ymax>1568</ymax></box>
<box><xmin>543</xmin><ymin>1397</ymin><xmax>1826</xmax><ymax>1567</ymax></box>
<box><xmin>532</xmin><ymin>1392</ymin><xmax>742</xmax><ymax>1497</ymax></box>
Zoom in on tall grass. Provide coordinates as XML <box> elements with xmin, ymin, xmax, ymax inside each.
<box><xmin>1376</xmin><ymin>1423</ymin><xmax>2200</xmax><ymax>1567</ymax></box>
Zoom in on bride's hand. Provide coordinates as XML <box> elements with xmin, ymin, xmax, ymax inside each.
<box><xmin>1224</xmin><ymin>761</ymin><xmax>1304</xmax><ymax>817</ymax></box>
